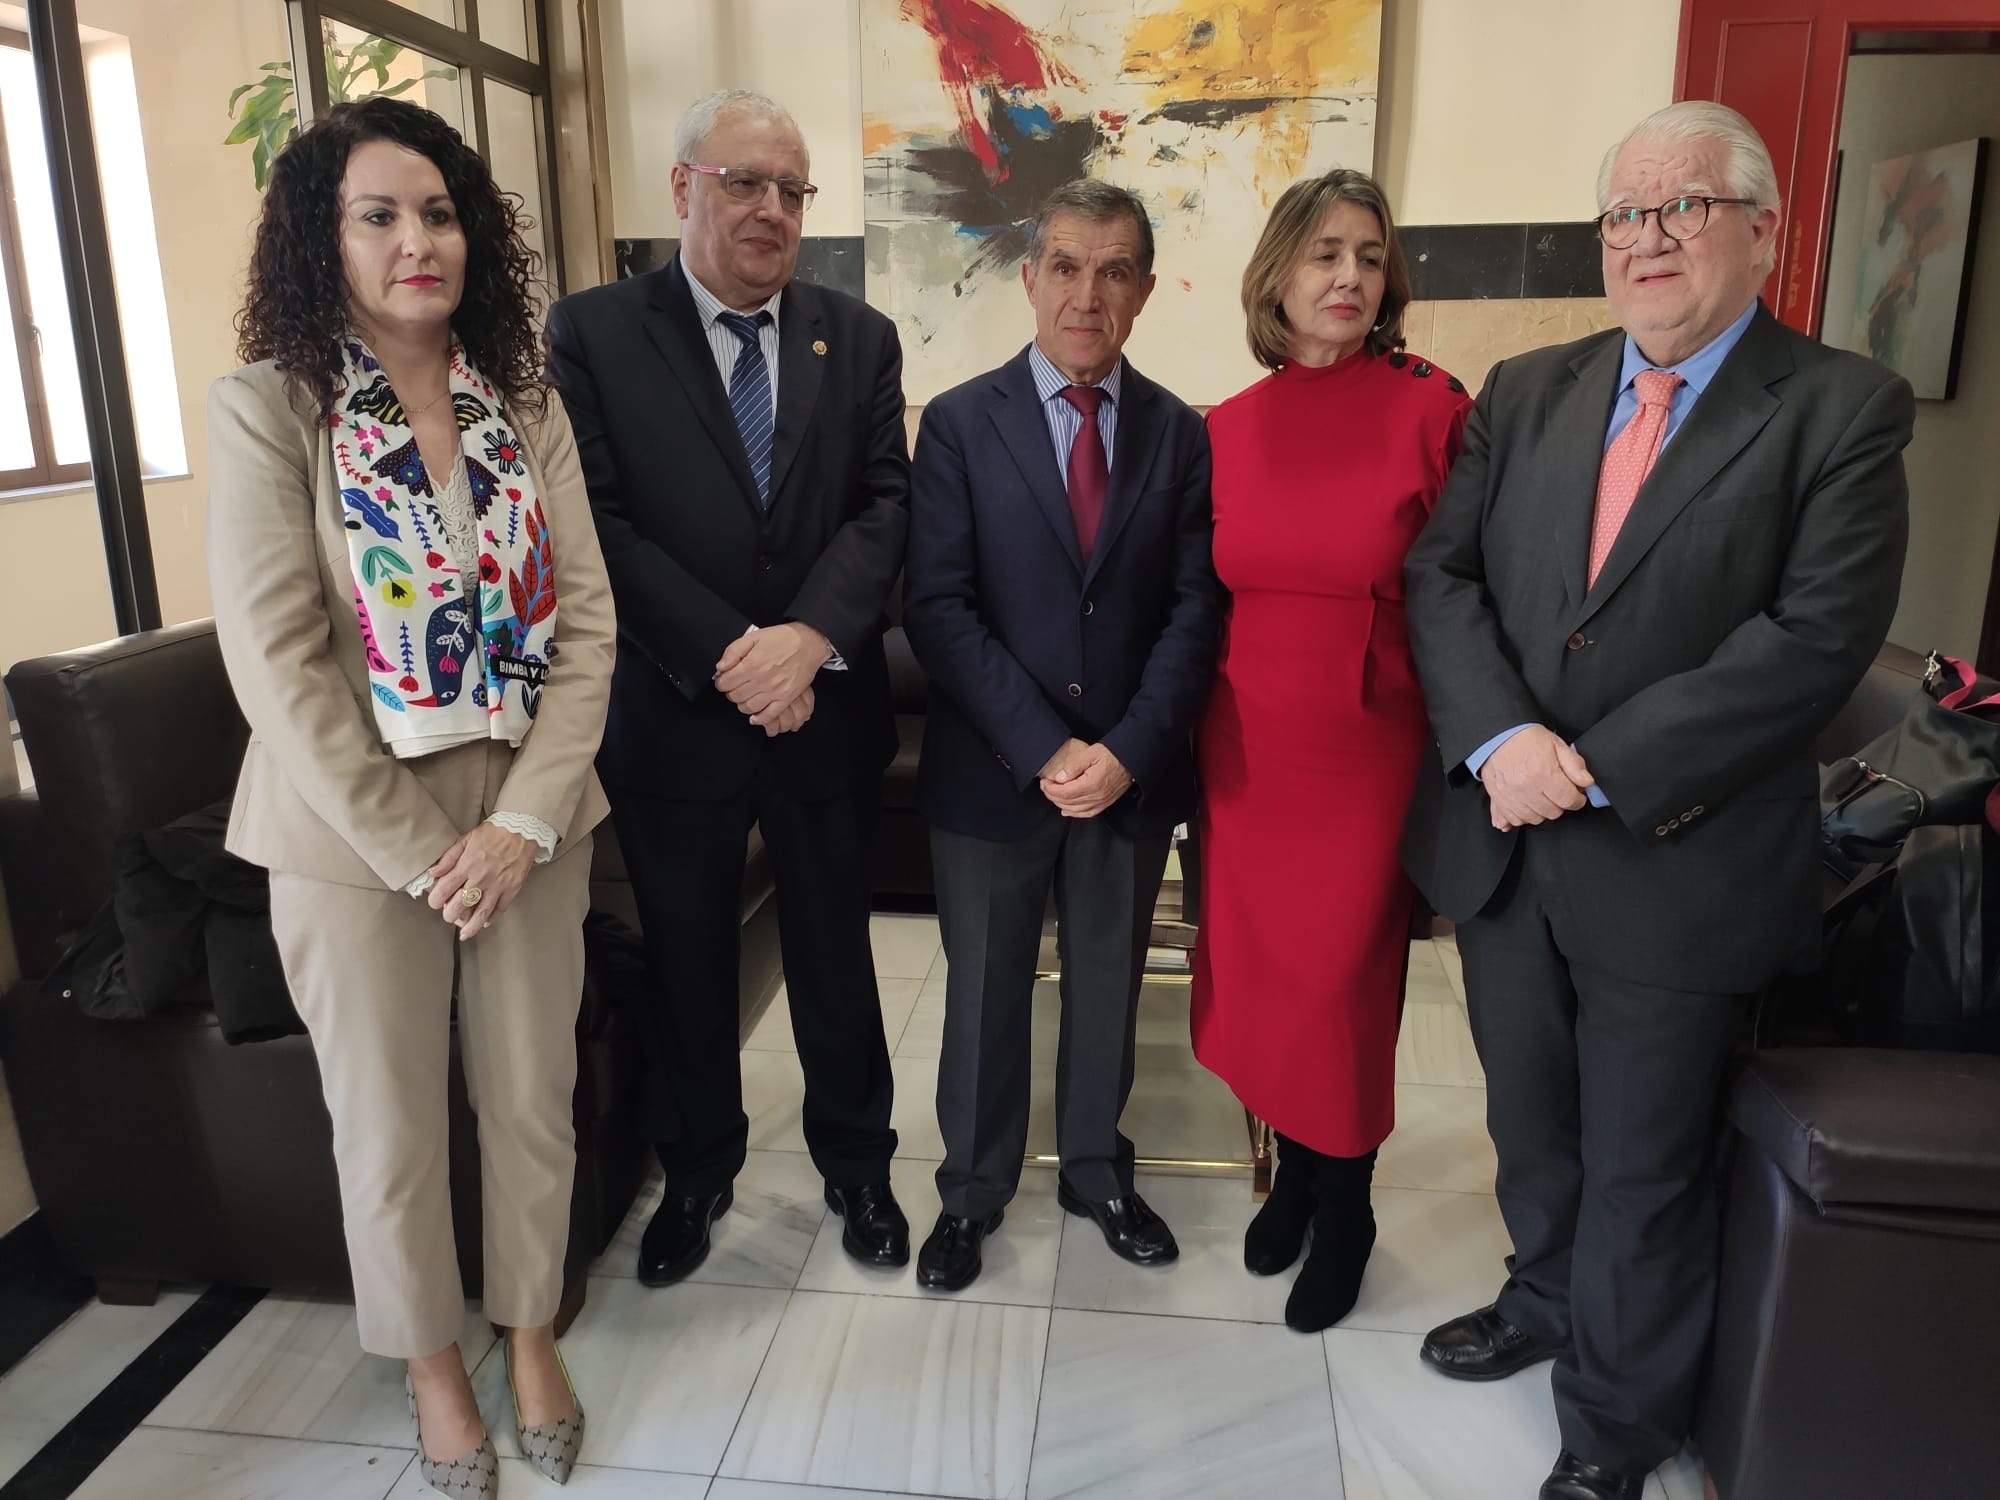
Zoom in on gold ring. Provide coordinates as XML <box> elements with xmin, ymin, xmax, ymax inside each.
<box><xmin>460</xmin><ymin>886</ymin><xmax>483</xmax><ymax>908</ymax></box>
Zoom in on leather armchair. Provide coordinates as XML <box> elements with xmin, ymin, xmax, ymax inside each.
<box><xmin>873</xmin><ymin>606</ymin><xmax>933</xmax><ymax>903</ymax></box>
<box><xmin>1697</xmin><ymin>1049</ymin><xmax>2000</xmax><ymax>1498</ymax></box>
<box><xmin>0</xmin><ymin>620</ymin><xmax>780</xmax><ymax>1311</ymax></box>
<box><xmin>1694</xmin><ymin>642</ymin><xmax>2000</xmax><ymax>1497</ymax></box>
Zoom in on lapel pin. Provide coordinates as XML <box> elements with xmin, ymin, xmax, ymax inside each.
<box><xmin>812</xmin><ymin>340</ymin><xmax>828</xmax><ymax>356</ymax></box>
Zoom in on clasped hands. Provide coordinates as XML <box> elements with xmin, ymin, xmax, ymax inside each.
<box><xmin>1481</xmin><ymin>725</ymin><xmax>1595</xmax><ymax>833</ymax></box>
<box><xmin>716</xmin><ymin>622</ymin><xmax>828</xmax><ymax>736</ymax></box>
<box><xmin>1039</xmin><ymin>737</ymin><xmax>1133</xmax><ymax>818</ymax></box>
<box><xmin>425</xmin><ymin>822</ymin><xmax>538</xmax><ymax>941</ymax></box>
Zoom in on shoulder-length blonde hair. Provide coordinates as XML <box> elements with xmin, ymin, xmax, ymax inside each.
<box><xmin>1241</xmin><ymin>169</ymin><xmax>1413</xmax><ymax>371</ymax></box>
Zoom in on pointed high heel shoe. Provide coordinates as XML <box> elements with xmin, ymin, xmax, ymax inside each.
<box><xmin>406</xmin><ymin>1372</ymin><xmax>501</xmax><ymax>1500</ymax></box>
<box><xmin>507</xmin><ymin>1343</ymin><xmax>585</xmax><ymax>1485</ymax></box>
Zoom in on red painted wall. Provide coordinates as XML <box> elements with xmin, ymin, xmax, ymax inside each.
<box><xmin>1677</xmin><ymin>1</ymin><xmax>2000</xmax><ymax>332</ymax></box>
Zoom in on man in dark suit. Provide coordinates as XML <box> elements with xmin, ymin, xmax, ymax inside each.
<box><xmin>1401</xmin><ymin>102</ymin><xmax>1912</xmax><ymax>1500</ymax></box>
<box><xmin>546</xmin><ymin>89</ymin><xmax>911</xmax><ymax>1282</ymax></box>
<box><xmin>902</xmin><ymin>179</ymin><xmax>1219</xmax><ymax>1292</ymax></box>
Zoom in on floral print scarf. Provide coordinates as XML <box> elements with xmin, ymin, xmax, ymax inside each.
<box><xmin>334</xmin><ymin>335</ymin><xmax>557</xmax><ymax>755</ymax></box>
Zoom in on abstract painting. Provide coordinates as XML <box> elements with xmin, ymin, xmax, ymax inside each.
<box><xmin>861</xmin><ymin>0</ymin><xmax>1382</xmax><ymax>402</ymax></box>
<box><xmin>1852</xmin><ymin>137</ymin><xmax>1988</xmax><ymax>400</ymax></box>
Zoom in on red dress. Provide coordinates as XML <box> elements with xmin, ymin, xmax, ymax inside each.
<box><xmin>1191</xmin><ymin>351</ymin><xmax>1472</xmax><ymax>1156</ymax></box>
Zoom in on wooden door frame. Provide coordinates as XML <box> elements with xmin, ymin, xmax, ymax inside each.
<box><xmin>1675</xmin><ymin>1</ymin><xmax>2000</xmax><ymax>335</ymax></box>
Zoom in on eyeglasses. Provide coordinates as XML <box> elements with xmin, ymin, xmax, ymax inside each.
<box><xmin>1596</xmin><ymin>196</ymin><xmax>1760</xmax><ymax>249</ymax></box>
<box><xmin>681</xmin><ymin>163</ymin><xmax>817</xmax><ymax>215</ymax></box>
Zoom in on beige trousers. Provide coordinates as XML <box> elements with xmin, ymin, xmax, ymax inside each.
<box><xmin>268</xmin><ymin>755</ymin><xmax>593</xmax><ymax>1358</ymax></box>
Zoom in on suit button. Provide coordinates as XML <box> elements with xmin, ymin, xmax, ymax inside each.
<box><xmin>1566</xmin><ymin>632</ymin><xmax>1588</xmax><ymax>651</ymax></box>
<box><xmin>1082</xmin><ymin>600</ymin><xmax>1094</xmax><ymax>615</ymax></box>
<box><xmin>1667</xmin><ymin>817</ymin><xmax>1682</xmax><ymax>830</ymax></box>
<box><xmin>1068</xmin><ymin>683</ymin><xmax>1082</xmax><ymax>698</ymax></box>
<box><xmin>1655</xmin><ymin>825</ymin><xmax>1670</xmax><ymax>837</ymax></box>
<box><xmin>757</xmin><ymin>554</ymin><xmax>772</xmax><ymax>571</ymax></box>
<box><xmin>1693</xmin><ymin>804</ymin><xmax>1706</xmax><ymax>816</ymax></box>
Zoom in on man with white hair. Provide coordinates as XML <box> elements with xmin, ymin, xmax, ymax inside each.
<box><xmin>547</xmin><ymin>90</ymin><xmax>912</xmax><ymax>1284</ymax></box>
<box><xmin>1401</xmin><ymin>101</ymin><xmax>1912</xmax><ymax>1499</ymax></box>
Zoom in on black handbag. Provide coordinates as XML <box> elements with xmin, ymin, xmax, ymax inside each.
<box><xmin>1820</xmin><ymin>651</ymin><xmax>2000</xmax><ymax>877</ymax></box>
<box><xmin>1777</xmin><ymin>651</ymin><xmax>2000</xmax><ymax>1054</ymax></box>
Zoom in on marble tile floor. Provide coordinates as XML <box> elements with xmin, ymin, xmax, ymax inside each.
<box><xmin>1</xmin><ymin>928</ymin><xmax>1705</xmax><ymax>1500</ymax></box>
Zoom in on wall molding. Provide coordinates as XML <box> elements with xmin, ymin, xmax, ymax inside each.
<box><xmin>614</xmin><ymin>223</ymin><xmax>1605</xmax><ymax>303</ymax></box>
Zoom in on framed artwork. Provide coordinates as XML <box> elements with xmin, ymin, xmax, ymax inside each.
<box><xmin>1851</xmin><ymin>136</ymin><xmax>1988</xmax><ymax>400</ymax></box>
<box><xmin>860</xmin><ymin>0</ymin><xmax>1383</xmax><ymax>403</ymax></box>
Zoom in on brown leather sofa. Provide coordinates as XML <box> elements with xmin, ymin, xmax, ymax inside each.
<box><xmin>0</xmin><ymin>620</ymin><xmax>781</xmax><ymax>1312</ymax></box>
<box><xmin>1694</xmin><ymin>642</ymin><xmax>2000</xmax><ymax>1499</ymax></box>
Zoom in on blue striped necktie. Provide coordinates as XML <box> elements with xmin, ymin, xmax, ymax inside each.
<box><xmin>717</xmin><ymin>310</ymin><xmax>774</xmax><ymax>507</ymax></box>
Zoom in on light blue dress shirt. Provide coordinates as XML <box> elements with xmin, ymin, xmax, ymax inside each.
<box><xmin>1463</xmin><ymin>300</ymin><xmax>1762</xmax><ymax>807</ymax></box>
<box><xmin>1027</xmin><ymin>341</ymin><xmax>1121</xmax><ymax>476</ymax></box>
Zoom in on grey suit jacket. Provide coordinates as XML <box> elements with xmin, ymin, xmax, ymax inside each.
<box><xmin>206</xmin><ymin>362</ymin><xmax>615</xmax><ymax>892</ymax></box>
<box><xmin>1400</xmin><ymin>304</ymin><xmax>1913</xmax><ymax>992</ymax></box>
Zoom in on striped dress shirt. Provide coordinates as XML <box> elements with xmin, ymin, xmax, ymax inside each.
<box><xmin>684</xmin><ymin>262</ymin><xmax>845</xmax><ymax>672</ymax></box>
<box><xmin>1028</xmin><ymin>341</ymin><xmax>1121</xmax><ymax>479</ymax></box>
<box><xmin>685</xmin><ymin>265</ymin><xmax>782</xmax><ymax>424</ymax></box>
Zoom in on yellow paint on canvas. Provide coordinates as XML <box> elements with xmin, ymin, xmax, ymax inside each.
<box><xmin>1122</xmin><ymin>0</ymin><xmax>1379</xmax><ymax>100</ymax></box>
<box><xmin>1120</xmin><ymin>0</ymin><xmax>1380</xmax><ymax>191</ymax></box>
<box><xmin>862</xmin><ymin>115</ymin><xmax>905</xmax><ymax>157</ymax></box>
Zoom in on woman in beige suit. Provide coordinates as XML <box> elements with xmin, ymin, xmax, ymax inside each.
<box><xmin>209</xmin><ymin>97</ymin><xmax>613</xmax><ymax>1499</ymax></box>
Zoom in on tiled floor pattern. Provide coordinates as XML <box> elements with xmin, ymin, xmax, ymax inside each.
<box><xmin>0</xmin><ymin>919</ymin><xmax>1706</xmax><ymax>1499</ymax></box>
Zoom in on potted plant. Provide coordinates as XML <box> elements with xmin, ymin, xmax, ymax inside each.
<box><xmin>225</xmin><ymin>23</ymin><xmax>457</xmax><ymax>188</ymax></box>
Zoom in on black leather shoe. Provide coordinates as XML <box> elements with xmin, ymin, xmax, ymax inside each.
<box><xmin>1056</xmin><ymin>1176</ymin><xmax>1178</xmax><ymax>1265</ymax></box>
<box><xmin>824</xmin><ymin>1181</ymin><xmax>911</xmax><ymax>1267</ymax></box>
<box><xmin>1539</xmin><ymin>1450</ymin><xmax>1645</xmax><ymax>1500</ymax></box>
<box><xmin>637</xmin><ymin>1187</ymin><xmax>732</xmax><ymax>1286</ymax></box>
<box><xmin>916</xmin><ymin>1209</ymin><xmax>1004</xmax><ymax>1291</ymax></box>
<box><xmin>1420</xmin><ymin>1303</ymin><xmax>1564</xmax><ymax>1381</ymax></box>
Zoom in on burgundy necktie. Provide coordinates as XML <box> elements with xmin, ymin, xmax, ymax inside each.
<box><xmin>1058</xmin><ymin>384</ymin><xmax>1108</xmax><ymax>564</ymax></box>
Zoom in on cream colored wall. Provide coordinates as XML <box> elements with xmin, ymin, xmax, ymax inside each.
<box><xmin>600</xmin><ymin>0</ymin><xmax>865</xmax><ymax>237</ymax></box>
<box><xmin>0</xmin><ymin>0</ymin><xmax>286</xmax><ymax>673</ymax></box>
<box><xmin>597</xmin><ymin>0</ymin><xmax>1681</xmax><ymax>242</ymax></box>
<box><xmin>1376</xmin><ymin>0</ymin><xmax>1681</xmax><ymax>222</ymax></box>
<box><xmin>1823</xmin><ymin>53</ymin><xmax>2000</xmax><ymax>661</ymax></box>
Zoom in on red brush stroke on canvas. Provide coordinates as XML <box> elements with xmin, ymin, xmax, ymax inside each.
<box><xmin>904</xmin><ymin>0</ymin><xmax>1077</xmax><ymax>176</ymax></box>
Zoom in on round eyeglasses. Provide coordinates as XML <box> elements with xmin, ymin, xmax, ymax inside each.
<box><xmin>1596</xmin><ymin>196</ymin><xmax>1759</xmax><ymax>249</ymax></box>
<box><xmin>681</xmin><ymin>162</ymin><xmax>818</xmax><ymax>215</ymax></box>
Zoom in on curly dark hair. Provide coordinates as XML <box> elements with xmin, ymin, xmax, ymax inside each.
<box><xmin>236</xmin><ymin>95</ymin><xmax>546</xmax><ymax>418</ymax></box>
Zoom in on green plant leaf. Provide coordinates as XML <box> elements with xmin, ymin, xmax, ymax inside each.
<box><xmin>360</xmin><ymin>545</ymin><xmax>411</xmax><ymax>584</ymax></box>
<box><xmin>252</xmin><ymin>134</ymin><xmax>271</xmax><ymax>190</ymax></box>
<box><xmin>223</xmin><ymin>111</ymin><xmax>266</xmax><ymax>145</ymax></box>
<box><xmin>260</xmin><ymin>60</ymin><xmax>291</xmax><ymax>73</ymax></box>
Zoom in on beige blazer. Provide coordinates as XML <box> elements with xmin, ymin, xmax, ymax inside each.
<box><xmin>206</xmin><ymin>360</ymin><xmax>615</xmax><ymax>892</ymax></box>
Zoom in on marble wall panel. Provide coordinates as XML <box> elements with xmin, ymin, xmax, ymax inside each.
<box><xmin>1422</xmin><ymin>297</ymin><xmax>1622</xmax><ymax>390</ymax></box>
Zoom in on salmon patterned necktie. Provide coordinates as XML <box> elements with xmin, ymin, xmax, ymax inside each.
<box><xmin>1588</xmin><ymin>368</ymin><xmax>1683</xmax><ymax>587</ymax></box>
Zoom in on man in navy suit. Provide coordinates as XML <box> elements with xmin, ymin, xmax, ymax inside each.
<box><xmin>902</xmin><ymin>179</ymin><xmax>1219</xmax><ymax>1291</ymax></box>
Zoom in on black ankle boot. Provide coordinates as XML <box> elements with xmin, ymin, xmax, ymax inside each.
<box><xmin>1244</xmin><ymin>1134</ymin><xmax>1319</xmax><ymax>1275</ymax></box>
<box><xmin>1285</xmin><ymin>1149</ymin><xmax>1377</xmax><ymax>1333</ymax></box>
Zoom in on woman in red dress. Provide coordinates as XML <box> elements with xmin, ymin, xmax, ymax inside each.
<box><xmin>1192</xmin><ymin>169</ymin><xmax>1472</xmax><ymax>1332</ymax></box>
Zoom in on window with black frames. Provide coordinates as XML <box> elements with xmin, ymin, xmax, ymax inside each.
<box><xmin>0</xmin><ymin>29</ymin><xmax>92</xmax><ymax>493</ymax></box>
<box><xmin>281</xmin><ymin>0</ymin><xmax>566</xmax><ymax>291</ymax></box>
